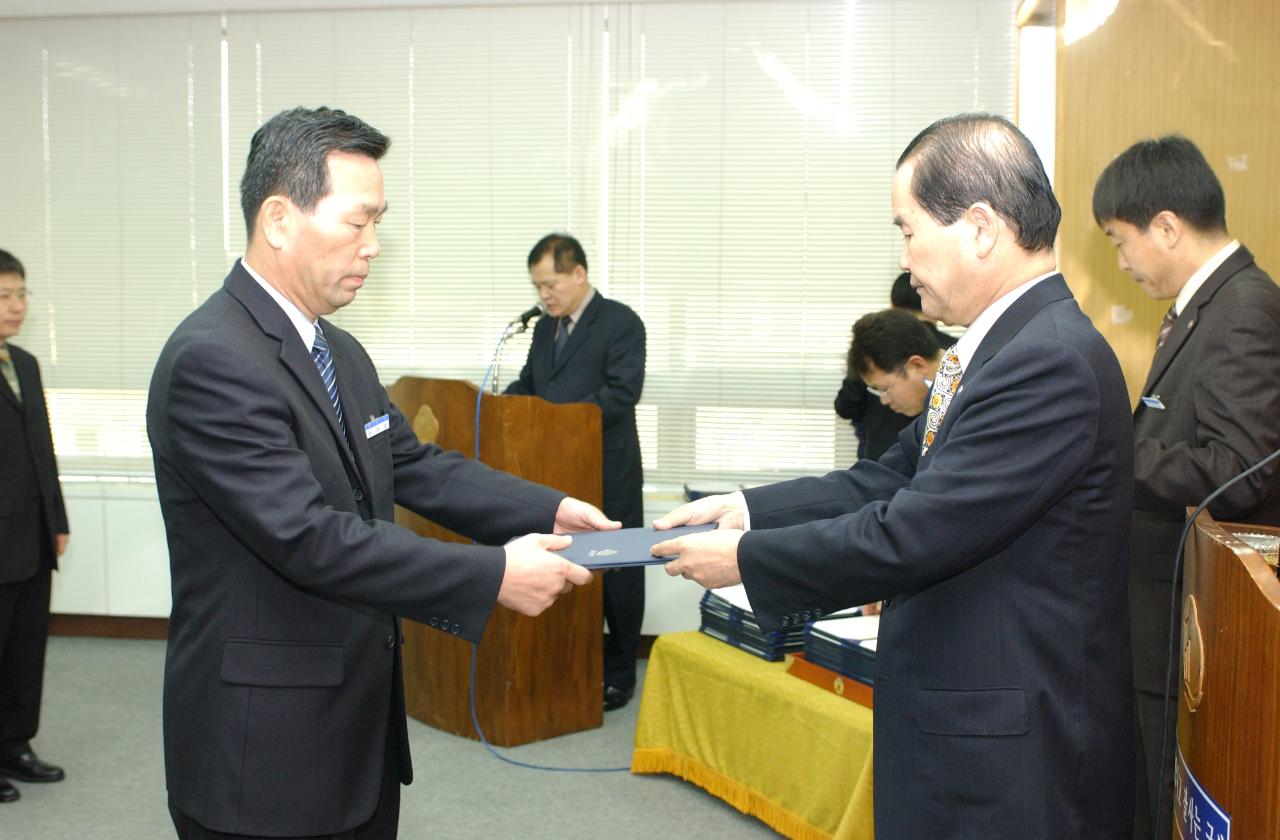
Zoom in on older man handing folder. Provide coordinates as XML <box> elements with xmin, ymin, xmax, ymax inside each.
<box><xmin>653</xmin><ymin>113</ymin><xmax>1135</xmax><ymax>839</ymax></box>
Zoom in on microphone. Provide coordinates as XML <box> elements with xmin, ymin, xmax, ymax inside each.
<box><xmin>513</xmin><ymin>303</ymin><xmax>544</xmax><ymax>332</ymax></box>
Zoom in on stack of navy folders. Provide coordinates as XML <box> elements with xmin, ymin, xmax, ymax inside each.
<box><xmin>804</xmin><ymin>615</ymin><xmax>879</xmax><ymax>686</ymax></box>
<box><xmin>698</xmin><ymin>585</ymin><xmax>805</xmax><ymax>661</ymax></box>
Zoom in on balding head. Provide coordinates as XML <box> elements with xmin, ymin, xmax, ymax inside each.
<box><xmin>897</xmin><ymin>113</ymin><xmax>1059</xmax><ymax>254</ymax></box>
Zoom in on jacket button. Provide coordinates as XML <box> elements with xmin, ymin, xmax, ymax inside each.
<box><xmin>353</xmin><ymin>488</ymin><xmax>365</xmax><ymax>502</ymax></box>
<box><xmin>429</xmin><ymin>617</ymin><xmax>439</xmax><ymax>627</ymax></box>
<box><xmin>384</xmin><ymin>634</ymin><xmax>394</xmax><ymax>650</ymax></box>
<box><xmin>780</xmin><ymin>616</ymin><xmax>791</xmax><ymax>628</ymax></box>
<box><xmin>451</xmin><ymin>624</ymin><xmax>461</xmax><ymax>635</ymax></box>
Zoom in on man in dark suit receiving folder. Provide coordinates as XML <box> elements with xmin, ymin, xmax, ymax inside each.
<box><xmin>655</xmin><ymin>113</ymin><xmax>1135</xmax><ymax>838</ymax></box>
<box><xmin>1093</xmin><ymin>135</ymin><xmax>1280</xmax><ymax>840</ymax></box>
<box><xmin>149</xmin><ymin>106</ymin><xmax>611</xmax><ymax>839</ymax></box>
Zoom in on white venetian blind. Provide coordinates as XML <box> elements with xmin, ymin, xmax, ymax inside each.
<box><xmin>0</xmin><ymin>0</ymin><xmax>1015</xmax><ymax>488</ymax></box>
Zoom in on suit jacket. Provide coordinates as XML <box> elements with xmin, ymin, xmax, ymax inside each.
<box><xmin>1130</xmin><ymin>245</ymin><xmax>1280</xmax><ymax>693</ymax></box>
<box><xmin>506</xmin><ymin>292</ymin><xmax>646</xmax><ymax>526</ymax></box>
<box><xmin>737</xmin><ymin>277</ymin><xmax>1134</xmax><ymax>837</ymax></box>
<box><xmin>147</xmin><ymin>262</ymin><xmax>565</xmax><ymax>836</ymax></box>
<box><xmin>0</xmin><ymin>342</ymin><xmax>68</xmax><ymax>584</ymax></box>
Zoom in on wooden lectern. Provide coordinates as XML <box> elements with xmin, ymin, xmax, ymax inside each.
<box><xmin>1177</xmin><ymin>510</ymin><xmax>1280</xmax><ymax>836</ymax></box>
<box><xmin>387</xmin><ymin>377</ymin><xmax>604</xmax><ymax>746</ymax></box>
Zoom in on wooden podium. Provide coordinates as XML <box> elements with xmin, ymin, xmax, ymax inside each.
<box><xmin>387</xmin><ymin>377</ymin><xmax>604</xmax><ymax>746</ymax></box>
<box><xmin>1177</xmin><ymin>510</ymin><xmax>1280</xmax><ymax>837</ymax></box>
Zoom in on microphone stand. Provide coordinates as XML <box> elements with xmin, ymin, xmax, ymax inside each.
<box><xmin>475</xmin><ymin>317</ymin><xmax>532</xmax><ymax>460</ymax></box>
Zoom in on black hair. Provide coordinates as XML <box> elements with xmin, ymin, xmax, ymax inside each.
<box><xmin>240</xmin><ymin>106</ymin><xmax>390</xmax><ymax>239</ymax></box>
<box><xmin>849</xmin><ymin>309</ymin><xmax>942</xmax><ymax>377</ymax></box>
<box><xmin>528</xmin><ymin>233</ymin><xmax>588</xmax><ymax>273</ymax></box>
<box><xmin>1091</xmin><ymin>135</ymin><xmax>1227</xmax><ymax>233</ymax></box>
<box><xmin>898</xmin><ymin>112</ymin><xmax>1060</xmax><ymax>253</ymax></box>
<box><xmin>889</xmin><ymin>271</ymin><xmax>920</xmax><ymax>311</ymax></box>
<box><xmin>0</xmin><ymin>249</ymin><xmax>25</xmax><ymax>278</ymax></box>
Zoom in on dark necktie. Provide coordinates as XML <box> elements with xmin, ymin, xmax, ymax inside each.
<box><xmin>554</xmin><ymin>317</ymin><xmax>571</xmax><ymax>361</ymax></box>
<box><xmin>311</xmin><ymin>325</ymin><xmax>346</xmax><ymax>437</ymax></box>
<box><xmin>1154</xmin><ymin>306</ymin><xmax>1177</xmax><ymax>355</ymax></box>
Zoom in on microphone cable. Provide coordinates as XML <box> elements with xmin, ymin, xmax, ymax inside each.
<box><xmin>466</xmin><ymin>326</ymin><xmax>630</xmax><ymax>774</ymax></box>
<box><xmin>466</xmin><ymin>642</ymin><xmax>631</xmax><ymax>773</ymax></box>
<box><xmin>1154</xmin><ymin>445</ymin><xmax>1280</xmax><ymax>830</ymax></box>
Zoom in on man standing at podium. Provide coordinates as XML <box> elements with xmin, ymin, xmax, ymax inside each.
<box><xmin>506</xmin><ymin>233</ymin><xmax>647</xmax><ymax>711</ymax></box>
<box><xmin>1093</xmin><ymin>135</ymin><xmax>1280</xmax><ymax>840</ymax></box>
<box><xmin>149</xmin><ymin>107</ymin><xmax>610</xmax><ymax>840</ymax></box>
<box><xmin>655</xmin><ymin>113</ymin><xmax>1136</xmax><ymax>837</ymax></box>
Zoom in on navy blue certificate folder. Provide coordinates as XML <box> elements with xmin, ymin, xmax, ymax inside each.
<box><xmin>558</xmin><ymin>524</ymin><xmax>717</xmax><ymax>569</ymax></box>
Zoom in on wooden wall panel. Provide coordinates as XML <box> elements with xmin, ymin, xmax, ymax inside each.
<box><xmin>1055</xmin><ymin>0</ymin><xmax>1280</xmax><ymax>404</ymax></box>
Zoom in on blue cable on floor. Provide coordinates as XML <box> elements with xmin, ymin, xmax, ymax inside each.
<box><xmin>469</xmin><ymin>328</ymin><xmax>628</xmax><ymax>773</ymax></box>
<box><xmin>468</xmin><ymin>643</ymin><xmax>631</xmax><ymax>773</ymax></box>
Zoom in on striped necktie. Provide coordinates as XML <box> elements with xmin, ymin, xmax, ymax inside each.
<box><xmin>554</xmin><ymin>316</ymin><xmax>571</xmax><ymax>361</ymax></box>
<box><xmin>1154</xmin><ymin>305</ymin><xmax>1177</xmax><ymax>354</ymax></box>
<box><xmin>0</xmin><ymin>347</ymin><xmax>21</xmax><ymax>404</ymax></box>
<box><xmin>311</xmin><ymin>325</ymin><xmax>346</xmax><ymax>437</ymax></box>
<box><xmin>921</xmin><ymin>347</ymin><xmax>962</xmax><ymax>457</ymax></box>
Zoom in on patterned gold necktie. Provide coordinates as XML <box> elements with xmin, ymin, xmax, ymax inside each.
<box><xmin>0</xmin><ymin>346</ymin><xmax>21</xmax><ymax>404</ymax></box>
<box><xmin>921</xmin><ymin>347</ymin><xmax>962</xmax><ymax>456</ymax></box>
<box><xmin>1154</xmin><ymin>305</ymin><xmax>1177</xmax><ymax>354</ymax></box>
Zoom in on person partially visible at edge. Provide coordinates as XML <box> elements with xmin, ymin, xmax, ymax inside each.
<box><xmin>1094</xmin><ymin>133</ymin><xmax>1280</xmax><ymax>840</ymax></box>
<box><xmin>0</xmin><ymin>248</ymin><xmax>70</xmax><ymax>805</ymax></box>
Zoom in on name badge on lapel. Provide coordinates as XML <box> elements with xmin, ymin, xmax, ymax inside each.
<box><xmin>1140</xmin><ymin>395</ymin><xmax>1166</xmax><ymax>411</ymax></box>
<box><xmin>364</xmin><ymin>414</ymin><xmax>390</xmax><ymax>439</ymax></box>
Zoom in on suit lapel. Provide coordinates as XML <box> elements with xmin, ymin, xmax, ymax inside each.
<box><xmin>223</xmin><ymin>264</ymin><xmax>362</xmax><ymax>478</ymax></box>
<box><xmin>966</xmin><ymin>274</ymin><xmax>1072</xmax><ymax>383</ymax></box>
<box><xmin>1139</xmin><ymin>246</ymin><xmax>1254</xmax><ymax>399</ymax></box>
<box><xmin>549</xmin><ymin>292</ymin><xmax>603</xmax><ymax>377</ymax></box>
<box><xmin>922</xmin><ymin>275</ymin><xmax>1072</xmax><ymax>461</ymax></box>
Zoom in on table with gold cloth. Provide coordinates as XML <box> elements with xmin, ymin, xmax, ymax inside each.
<box><xmin>631</xmin><ymin>631</ymin><xmax>875</xmax><ymax>839</ymax></box>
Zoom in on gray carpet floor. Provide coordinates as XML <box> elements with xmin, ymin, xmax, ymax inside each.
<box><xmin>0</xmin><ymin>636</ymin><xmax>777</xmax><ymax>839</ymax></box>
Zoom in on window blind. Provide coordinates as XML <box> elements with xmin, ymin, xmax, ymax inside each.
<box><xmin>0</xmin><ymin>0</ymin><xmax>1016</xmax><ymax>488</ymax></box>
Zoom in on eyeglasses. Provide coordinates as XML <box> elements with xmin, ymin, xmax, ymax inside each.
<box><xmin>864</xmin><ymin>363</ymin><xmax>907</xmax><ymax>399</ymax></box>
<box><xmin>0</xmin><ymin>289</ymin><xmax>31</xmax><ymax>303</ymax></box>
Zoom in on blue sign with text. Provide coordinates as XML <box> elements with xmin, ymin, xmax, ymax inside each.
<box><xmin>1175</xmin><ymin>744</ymin><xmax>1230</xmax><ymax>840</ymax></box>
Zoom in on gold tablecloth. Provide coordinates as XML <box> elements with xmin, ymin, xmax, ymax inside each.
<box><xmin>632</xmin><ymin>631</ymin><xmax>875</xmax><ymax>839</ymax></box>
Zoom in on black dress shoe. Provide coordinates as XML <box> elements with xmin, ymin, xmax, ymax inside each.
<box><xmin>0</xmin><ymin>780</ymin><xmax>17</xmax><ymax>803</ymax></box>
<box><xmin>603</xmin><ymin>684</ymin><xmax>634</xmax><ymax>712</ymax></box>
<box><xmin>0</xmin><ymin>751</ymin><xmax>65</xmax><ymax>783</ymax></box>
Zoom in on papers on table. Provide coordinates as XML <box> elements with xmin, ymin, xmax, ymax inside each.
<box><xmin>805</xmin><ymin>614</ymin><xmax>879</xmax><ymax>686</ymax></box>
<box><xmin>698</xmin><ymin>585</ymin><xmax>805</xmax><ymax>661</ymax></box>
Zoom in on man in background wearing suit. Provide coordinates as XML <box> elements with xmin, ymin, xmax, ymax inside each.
<box><xmin>834</xmin><ymin>272</ymin><xmax>956</xmax><ymax>460</ymax></box>
<box><xmin>0</xmin><ymin>249</ymin><xmax>69</xmax><ymax>804</ymax></box>
<box><xmin>149</xmin><ymin>107</ymin><xmax>610</xmax><ymax>839</ymax></box>
<box><xmin>849</xmin><ymin>308</ymin><xmax>943</xmax><ymax>421</ymax></box>
<box><xmin>655</xmin><ymin>113</ymin><xmax>1135</xmax><ymax>837</ymax></box>
<box><xmin>1093</xmin><ymin>135</ymin><xmax>1280</xmax><ymax>840</ymax></box>
<box><xmin>506</xmin><ymin>233</ymin><xmax>646</xmax><ymax>712</ymax></box>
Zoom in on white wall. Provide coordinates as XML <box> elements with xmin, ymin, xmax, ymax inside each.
<box><xmin>52</xmin><ymin>480</ymin><xmax>172</xmax><ymax>618</ymax></box>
